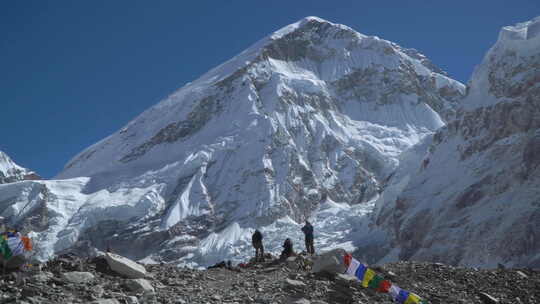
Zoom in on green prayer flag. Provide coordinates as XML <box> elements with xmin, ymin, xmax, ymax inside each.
<box><xmin>368</xmin><ymin>274</ymin><xmax>384</xmax><ymax>289</ymax></box>
<box><xmin>0</xmin><ymin>238</ymin><xmax>12</xmax><ymax>260</ymax></box>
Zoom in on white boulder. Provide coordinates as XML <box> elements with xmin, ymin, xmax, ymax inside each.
<box><xmin>312</xmin><ymin>248</ymin><xmax>347</xmax><ymax>274</ymax></box>
<box><xmin>104</xmin><ymin>253</ymin><xmax>147</xmax><ymax>279</ymax></box>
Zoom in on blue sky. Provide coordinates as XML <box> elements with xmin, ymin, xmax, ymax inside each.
<box><xmin>1</xmin><ymin>1</ymin><xmax>538</xmax><ymax>178</ymax></box>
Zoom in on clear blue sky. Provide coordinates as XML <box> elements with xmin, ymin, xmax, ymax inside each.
<box><xmin>2</xmin><ymin>1</ymin><xmax>538</xmax><ymax>178</ymax></box>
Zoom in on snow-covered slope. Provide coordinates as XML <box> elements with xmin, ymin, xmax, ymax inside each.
<box><xmin>1</xmin><ymin>17</ymin><xmax>464</xmax><ymax>266</ymax></box>
<box><xmin>0</xmin><ymin>150</ymin><xmax>39</xmax><ymax>184</ymax></box>
<box><xmin>367</xmin><ymin>16</ymin><xmax>540</xmax><ymax>268</ymax></box>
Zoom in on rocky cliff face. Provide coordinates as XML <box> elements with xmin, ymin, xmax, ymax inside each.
<box><xmin>369</xmin><ymin>16</ymin><xmax>540</xmax><ymax>268</ymax></box>
<box><xmin>0</xmin><ymin>150</ymin><xmax>40</xmax><ymax>184</ymax></box>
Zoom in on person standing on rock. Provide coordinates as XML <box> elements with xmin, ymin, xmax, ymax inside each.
<box><xmin>301</xmin><ymin>220</ymin><xmax>315</xmax><ymax>255</ymax></box>
<box><xmin>252</xmin><ymin>229</ymin><xmax>264</xmax><ymax>262</ymax></box>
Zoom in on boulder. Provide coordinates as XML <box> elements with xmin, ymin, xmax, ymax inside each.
<box><xmin>312</xmin><ymin>248</ymin><xmax>347</xmax><ymax>274</ymax></box>
<box><xmin>285</xmin><ymin>256</ymin><xmax>298</xmax><ymax>269</ymax></box>
<box><xmin>91</xmin><ymin>300</ymin><xmax>121</xmax><ymax>304</ymax></box>
<box><xmin>124</xmin><ymin>278</ymin><xmax>155</xmax><ymax>293</ymax></box>
<box><xmin>478</xmin><ymin>292</ymin><xmax>499</xmax><ymax>304</ymax></box>
<box><xmin>92</xmin><ymin>285</ymin><xmax>105</xmax><ymax>298</ymax></box>
<box><xmin>285</xmin><ymin>278</ymin><xmax>306</xmax><ymax>288</ymax></box>
<box><xmin>61</xmin><ymin>271</ymin><xmax>95</xmax><ymax>284</ymax></box>
<box><xmin>516</xmin><ymin>270</ymin><xmax>528</xmax><ymax>279</ymax></box>
<box><xmin>125</xmin><ymin>296</ymin><xmax>139</xmax><ymax>304</ymax></box>
<box><xmin>104</xmin><ymin>253</ymin><xmax>146</xmax><ymax>279</ymax></box>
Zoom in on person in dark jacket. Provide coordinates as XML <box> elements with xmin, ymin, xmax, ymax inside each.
<box><xmin>252</xmin><ymin>229</ymin><xmax>264</xmax><ymax>262</ymax></box>
<box><xmin>301</xmin><ymin>220</ymin><xmax>315</xmax><ymax>255</ymax></box>
<box><xmin>279</xmin><ymin>238</ymin><xmax>295</xmax><ymax>261</ymax></box>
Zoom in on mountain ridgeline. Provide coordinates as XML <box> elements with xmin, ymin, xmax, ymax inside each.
<box><xmin>0</xmin><ymin>16</ymin><xmax>538</xmax><ymax>269</ymax></box>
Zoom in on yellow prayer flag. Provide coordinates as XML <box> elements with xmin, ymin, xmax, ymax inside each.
<box><xmin>362</xmin><ymin>268</ymin><xmax>376</xmax><ymax>287</ymax></box>
<box><xmin>404</xmin><ymin>293</ymin><xmax>422</xmax><ymax>304</ymax></box>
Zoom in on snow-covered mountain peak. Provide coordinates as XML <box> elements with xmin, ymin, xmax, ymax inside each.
<box><xmin>0</xmin><ymin>150</ymin><xmax>39</xmax><ymax>184</ymax></box>
<box><xmin>0</xmin><ymin>151</ymin><xmax>20</xmax><ymax>173</ymax></box>
<box><xmin>9</xmin><ymin>18</ymin><xmax>466</xmax><ymax>266</ymax></box>
<box><xmin>159</xmin><ymin>16</ymin><xmax>462</xmax><ymax>104</ymax></box>
<box><xmin>60</xmin><ymin>17</ymin><xmax>464</xmax><ymax>181</ymax></box>
<box><xmin>270</xmin><ymin>16</ymin><xmax>363</xmax><ymax>41</ymax></box>
<box><xmin>499</xmin><ymin>16</ymin><xmax>540</xmax><ymax>45</ymax></box>
<box><xmin>464</xmin><ymin>16</ymin><xmax>540</xmax><ymax>110</ymax></box>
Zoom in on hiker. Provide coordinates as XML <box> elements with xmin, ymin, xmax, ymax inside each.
<box><xmin>301</xmin><ymin>220</ymin><xmax>315</xmax><ymax>255</ymax></box>
<box><xmin>279</xmin><ymin>238</ymin><xmax>295</xmax><ymax>261</ymax></box>
<box><xmin>252</xmin><ymin>229</ymin><xmax>264</xmax><ymax>262</ymax></box>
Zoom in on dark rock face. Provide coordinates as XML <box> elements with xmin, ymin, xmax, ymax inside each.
<box><xmin>81</xmin><ymin>220</ymin><xmax>170</xmax><ymax>261</ymax></box>
<box><xmin>120</xmin><ymin>95</ymin><xmax>221</xmax><ymax>163</ymax></box>
<box><xmin>6</xmin><ymin>253</ymin><xmax>540</xmax><ymax>304</ymax></box>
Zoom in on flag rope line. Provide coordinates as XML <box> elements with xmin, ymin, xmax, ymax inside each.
<box><xmin>344</xmin><ymin>253</ymin><xmax>425</xmax><ymax>304</ymax></box>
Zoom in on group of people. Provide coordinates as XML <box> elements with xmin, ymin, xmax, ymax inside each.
<box><xmin>251</xmin><ymin>220</ymin><xmax>315</xmax><ymax>262</ymax></box>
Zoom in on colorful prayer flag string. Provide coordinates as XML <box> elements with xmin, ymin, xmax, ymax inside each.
<box><xmin>343</xmin><ymin>253</ymin><xmax>425</xmax><ymax>303</ymax></box>
<box><xmin>0</xmin><ymin>234</ymin><xmax>32</xmax><ymax>261</ymax></box>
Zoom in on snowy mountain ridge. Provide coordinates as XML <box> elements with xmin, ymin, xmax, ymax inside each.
<box><xmin>59</xmin><ymin>16</ymin><xmax>463</xmax><ymax>180</ymax></box>
<box><xmin>2</xmin><ymin>16</ymin><xmax>538</xmax><ymax>269</ymax></box>
<box><xmin>48</xmin><ymin>16</ymin><xmax>462</xmax><ymax>267</ymax></box>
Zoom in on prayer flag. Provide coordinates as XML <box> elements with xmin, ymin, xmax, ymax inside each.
<box><xmin>354</xmin><ymin>263</ymin><xmax>367</xmax><ymax>281</ymax></box>
<box><xmin>378</xmin><ymin>280</ymin><xmax>392</xmax><ymax>293</ymax></box>
<box><xmin>344</xmin><ymin>253</ymin><xmax>352</xmax><ymax>268</ymax></box>
<box><xmin>368</xmin><ymin>274</ymin><xmax>384</xmax><ymax>289</ymax></box>
<box><xmin>362</xmin><ymin>268</ymin><xmax>376</xmax><ymax>288</ymax></box>
<box><xmin>397</xmin><ymin>289</ymin><xmax>410</xmax><ymax>304</ymax></box>
<box><xmin>389</xmin><ymin>285</ymin><xmax>401</xmax><ymax>300</ymax></box>
<box><xmin>7</xmin><ymin>237</ymin><xmax>24</xmax><ymax>256</ymax></box>
<box><xmin>404</xmin><ymin>293</ymin><xmax>422</xmax><ymax>304</ymax></box>
<box><xmin>21</xmin><ymin>236</ymin><xmax>32</xmax><ymax>251</ymax></box>
<box><xmin>0</xmin><ymin>238</ymin><xmax>12</xmax><ymax>260</ymax></box>
<box><xmin>346</xmin><ymin>258</ymin><xmax>361</xmax><ymax>276</ymax></box>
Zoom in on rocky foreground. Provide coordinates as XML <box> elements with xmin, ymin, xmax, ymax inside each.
<box><xmin>2</xmin><ymin>253</ymin><xmax>539</xmax><ymax>304</ymax></box>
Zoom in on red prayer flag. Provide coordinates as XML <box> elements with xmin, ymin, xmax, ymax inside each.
<box><xmin>21</xmin><ymin>236</ymin><xmax>32</xmax><ymax>251</ymax></box>
<box><xmin>344</xmin><ymin>253</ymin><xmax>352</xmax><ymax>267</ymax></box>
<box><xmin>378</xmin><ymin>280</ymin><xmax>392</xmax><ymax>293</ymax></box>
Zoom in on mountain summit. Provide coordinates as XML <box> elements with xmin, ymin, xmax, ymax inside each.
<box><xmin>0</xmin><ymin>150</ymin><xmax>39</xmax><ymax>184</ymax></box>
<box><xmin>3</xmin><ymin>17</ymin><xmax>467</xmax><ymax>266</ymax></box>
